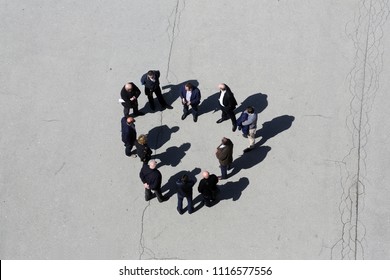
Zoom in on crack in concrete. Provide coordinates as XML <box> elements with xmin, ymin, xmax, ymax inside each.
<box><xmin>54</xmin><ymin>162</ymin><xmax>65</xmax><ymax>175</ymax></box>
<box><xmin>331</xmin><ymin>0</ymin><xmax>389</xmax><ymax>260</ymax></box>
<box><xmin>138</xmin><ymin>201</ymin><xmax>151</xmax><ymax>260</ymax></box>
<box><xmin>165</xmin><ymin>0</ymin><xmax>186</xmax><ymax>84</ymax></box>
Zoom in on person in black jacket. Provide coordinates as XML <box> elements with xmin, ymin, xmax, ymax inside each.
<box><xmin>140</xmin><ymin>70</ymin><xmax>172</xmax><ymax>111</ymax></box>
<box><xmin>120</xmin><ymin>82</ymin><xmax>144</xmax><ymax>116</ymax></box>
<box><xmin>121</xmin><ymin>116</ymin><xmax>137</xmax><ymax>157</ymax></box>
<box><xmin>176</xmin><ymin>174</ymin><xmax>194</xmax><ymax>214</ymax></box>
<box><xmin>198</xmin><ymin>171</ymin><xmax>219</xmax><ymax>206</ymax></box>
<box><xmin>135</xmin><ymin>134</ymin><xmax>152</xmax><ymax>165</ymax></box>
<box><xmin>216</xmin><ymin>83</ymin><xmax>238</xmax><ymax>131</ymax></box>
<box><xmin>139</xmin><ymin>160</ymin><xmax>168</xmax><ymax>202</ymax></box>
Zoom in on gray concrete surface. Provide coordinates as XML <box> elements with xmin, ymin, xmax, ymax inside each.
<box><xmin>1</xmin><ymin>0</ymin><xmax>389</xmax><ymax>259</ymax></box>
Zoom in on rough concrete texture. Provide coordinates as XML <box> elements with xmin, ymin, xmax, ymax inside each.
<box><xmin>1</xmin><ymin>0</ymin><xmax>389</xmax><ymax>259</ymax></box>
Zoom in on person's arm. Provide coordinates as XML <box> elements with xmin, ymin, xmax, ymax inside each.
<box><xmin>133</xmin><ymin>83</ymin><xmax>141</xmax><ymax>99</ymax></box>
<box><xmin>191</xmin><ymin>88</ymin><xmax>201</xmax><ymax>105</ymax></box>
<box><xmin>140</xmin><ymin>74</ymin><xmax>147</xmax><ymax>85</ymax></box>
<box><xmin>242</xmin><ymin>113</ymin><xmax>255</xmax><ymax>126</ymax></box>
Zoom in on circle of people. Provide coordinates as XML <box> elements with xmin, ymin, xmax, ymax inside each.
<box><xmin>120</xmin><ymin>70</ymin><xmax>258</xmax><ymax>215</ymax></box>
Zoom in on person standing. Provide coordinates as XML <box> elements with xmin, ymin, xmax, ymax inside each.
<box><xmin>139</xmin><ymin>160</ymin><xmax>168</xmax><ymax>202</ymax></box>
<box><xmin>180</xmin><ymin>82</ymin><xmax>201</xmax><ymax>122</ymax></box>
<box><xmin>241</xmin><ymin>106</ymin><xmax>258</xmax><ymax>153</ymax></box>
<box><xmin>121</xmin><ymin>116</ymin><xmax>137</xmax><ymax>157</ymax></box>
<box><xmin>198</xmin><ymin>171</ymin><xmax>219</xmax><ymax>206</ymax></box>
<box><xmin>216</xmin><ymin>83</ymin><xmax>238</xmax><ymax>131</ymax></box>
<box><xmin>135</xmin><ymin>134</ymin><xmax>153</xmax><ymax>164</ymax></box>
<box><xmin>215</xmin><ymin>137</ymin><xmax>234</xmax><ymax>179</ymax></box>
<box><xmin>176</xmin><ymin>174</ymin><xmax>194</xmax><ymax>214</ymax></box>
<box><xmin>120</xmin><ymin>82</ymin><xmax>144</xmax><ymax>117</ymax></box>
<box><xmin>140</xmin><ymin>70</ymin><xmax>172</xmax><ymax>111</ymax></box>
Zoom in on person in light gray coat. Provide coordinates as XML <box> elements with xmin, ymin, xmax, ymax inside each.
<box><xmin>241</xmin><ymin>106</ymin><xmax>258</xmax><ymax>153</ymax></box>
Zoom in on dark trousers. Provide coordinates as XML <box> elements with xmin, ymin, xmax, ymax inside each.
<box><xmin>125</xmin><ymin>144</ymin><xmax>134</xmax><ymax>157</ymax></box>
<box><xmin>201</xmin><ymin>189</ymin><xmax>219</xmax><ymax>207</ymax></box>
<box><xmin>123</xmin><ymin>102</ymin><xmax>139</xmax><ymax>116</ymax></box>
<box><xmin>145</xmin><ymin>187</ymin><xmax>164</xmax><ymax>202</ymax></box>
<box><xmin>183</xmin><ymin>103</ymin><xmax>198</xmax><ymax>117</ymax></box>
<box><xmin>145</xmin><ymin>87</ymin><xmax>167</xmax><ymax>109</ymax></box>
<box><xmin>177</xmin><ymin>193</ymin><xmax>193</xmax><ymax>213</ymax></box>
<box><xmin>220</xmin><ymin>165</ymin><xmax>228</xmax><ymax>179</ymax></box>
<box><xmin>220</xmin><ymin>105</ymin><xmax>237</xmax><ymax>126</ymax></box>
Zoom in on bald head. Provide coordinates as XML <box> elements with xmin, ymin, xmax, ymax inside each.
<box><xmin>148</xmin><ymin>160</ymin><xmax>157</xmax><ymax>169</ymax></box>
<box><xmin>202</xmin><ymin>171</ymin><xmax>210</xmax><ymax>179</ymax></box>
<box><xmin>218</xmin><ymin>83</ymin><xmax>226</xmax><ymax>91</ymax></box>
<box><xmin>126</xmin><ymin>116</ymin><xmax>135</xmax><ymax>124</ymax></box>
<box><xmin>124</xmin><ymin>83</ymin><xmax>133</xmax><ymax>91</ymax></box>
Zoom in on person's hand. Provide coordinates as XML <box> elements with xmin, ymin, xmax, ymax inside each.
<box><xmin>144</xmin><ymin>183</ymin><xmax>150</xmax><ymax>189</ymax></box>
<box><xmin>130</xmin><ymin>96</ymin><xmax>136</xmax><ymax>101</ymax></box>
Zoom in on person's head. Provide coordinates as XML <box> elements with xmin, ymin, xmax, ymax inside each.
<box><xmin>181</xmin><ymin>174</ymin><xmax>189</xmax><ymax>183</ymax></box>
<box><xmin>218</xmin><ymin>83</ymin><xmax>227</xmax><ymax>91</ymax></box>
<box><xmin>247</xmin><ymin>106</ymin><xmax>254</xmax><ymax>114</ymax></box>
<box><xmin>147</xmin><ymin>70</ymin><xmax>155</xmax><ymax>79</ymax></box>
<box><xmin>202</xmin><ymin>171</ymin><xmax>210</xmax><ymax>179</ymax></box>
<box><xmin>126</xmin><ymin>116</ymin><xmax>135</xmax><ymax>124</ymax></box>
<box><xmin>124</xmin><ymin>83</ymin><xmax>133</xmax><ymax>92</ymax></box>
<box><xmin>148</xmin><ymin>160</ymin><xmax>157</xmax><ymax>169</ymax></box>
<box><xmin>221</xmin><ymin>137</ymin><xmax>228</xmax><ymax>144</ymax></box>
<box><xmin>185</xmin><ymin>82</ymin><xmax>193</xmax><ymax>91</ymax></box>
<box><xmin>138</xmin><ymin>134</ymin><xmax>148</xmax><ymax>145</ymax></box>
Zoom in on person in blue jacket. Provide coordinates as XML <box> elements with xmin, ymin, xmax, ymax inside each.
<box><xmin>176</xmin><ymin>174</ymin><xmax>194</xmax><ymax>214</ymax></box>
<box><xmin>180</xmin><ymin>82</ymin><xmax>201</xmax><ymax>122</ymax></box>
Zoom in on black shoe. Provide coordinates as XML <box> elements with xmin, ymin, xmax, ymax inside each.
<box><xmin>232</xmin><ymin>125</ymin><xmax>237</xmax><ymax>132</ymax></box>
<box><xmin>181</xmin><ymin>113</ymin><xmax>188</xmax><ymax>120</ymax></box>
<box><xmin>216</xmin><ymin>118</ymin><xmax>224</xmax><ymax>124</ymax></box>
<box><xmin>177</xmin><ymin>208</ymin><xmax>184</xmax><ymax>215</ymax></box>
<box><xmin>242</xmin><ymin>134</ymin><xmax>248</xmax><ymax>138</ymax></box>
<box><xmin>243</xmin><ymin>147</ymin><xmax>253</xmax><ymax>153</ymax></box>
<box><xmin>163</xmin><ymin>104</ymin><xmax>173</xmax><ymax>109</ymax></box>
<box><xmin>193</xmin><ymin>116</ymin><xmax>198</xmax><ymax>122</ymax></box>
<box><xmin>145</xmin><ymin>193</ymin><xmax>156</xmax><ymax>201</ymax></box>
<box><xmin>238</xmin><ymin>126</ymin><xmax>242</xmax><ymax>131</ymax></box>
<box><xmin>158</xmin><ymin>196</ymin><xmax>169</xmax><ymax>203</ymax></box>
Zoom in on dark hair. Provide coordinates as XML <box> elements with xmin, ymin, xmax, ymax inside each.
<box><xmin>147</xmin><ymin>70</ymin><xmax>154</xmax><ymax>76</ymax></box>
<box><xmin>181</xmin><ymin>174</ymin><xmax>189</xmax><ymax>182</ymax></box>
<box><xmin>247</xmin><ymin>106</ymin><xmax>254</xmax><ymax>114</ymax></box>
<box><xmin>185</xmin><ymin>83</ymin><xmax>193</xmax><ymax>90</ymax></box>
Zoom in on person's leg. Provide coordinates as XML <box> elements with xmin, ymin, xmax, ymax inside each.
<box><xmin>191</xmin><ymin>104</ymin><xmax>199</xmax><ymax>122</ymax></box>
<box><xmin>248</xmin><ymin>127</ymin><xmax>256</xmax><ymax>148</ymax></box>
<box><xmin>145</xmin><ymin>188</ymin><xmax>155</xmax><ymax>201</ymax></box>
<box><xmin>186</xmin><ymin>194</ymin><xmax>193</xmax><ymax>214</ymax></box>
<box><xmin>182</xmin><ymin>104</ymin><xmax>189</xmax><ymax>119</ymax></box>
<box><xmin>227</xmin><ymin>108</ymin><xmax>237</xmax><ymax>128</ymax></box>
<box><xmin>155</xmin><ymin>187</ymin><xmax>167</xmax><ymax>202</ymax></box>
<box><xmin>125</xmin><ymin>144</ymin><xmax>133</xmax><ymax>157</ymax></box>
<box><xmin>220</xmin><ymin>165</ymin><xmax>228</xmax><ymax>179</ymax></box>
<box><xmin>154</xmin><ymin>86</ymin><xmax>168</xmax><ymax>107</ymax></box>
<box><xmin>242</xmin><ymin>125</ymin><xmax>249</xmax><ymax>136</ymax></box>
<box><xmin>145</xmin><ymin>88</ymin><xmax>155</xmax><ymax>110</ymax></box>
<box><xmin>123</xmin><ymin>106</ymin><xmax>130</xmax><ymax>117</ymax></box>
<box><xmin>177</xmin><ymin>193</ymin><xmax>184</xmax><ymax>214</ymax></box>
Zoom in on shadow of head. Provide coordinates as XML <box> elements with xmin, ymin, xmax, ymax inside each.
<box><xmin>156</xmin><ymin>142</ymin><xmax>191</xmax><ymax>167</ymax></box>
<box><xmin>218</xmin><ymin>177</ymin><xmax>249</xmax><ymax>201</ymax></box>
<box><xmin>148</xmin><ymin>125</ymin><xmax>180</xmax><ymax>150</ymax></box>
<box><xmin>236</xmin><ymin>93</ymin><xmax>268</xmax><ymax>114</ymax></box>
<box><xmin>257</xmin><ymin>115</ymin><xmax>295</xmax><ymax>140</ymax></box>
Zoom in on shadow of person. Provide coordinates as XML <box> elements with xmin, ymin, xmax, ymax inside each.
<box><xmin>155</xmin><ymin>143</ymin><xmax>191</xmax><ymax>168</ymax></box>
<box><xmin>257</xmin><ymin>115</ymin><xmax>295</xmax><ymax>145</ymax></box>
<box><xmin>161</xmin><ymin>80</ymin><xmax>199</xmax><ymax>106</ymax></box>
<box><xmin>148</xmin><ymin>125</ymin><xmax>179</xmax><ymax>150</ymax></box>
<box><xmin>229</xmin><ymin>146</ymin><xmax>271</xmax><ymax>178</ymax></box>
<box><xmin>161</xmin><ymin>168</ymin><xmax>201</xmax><ymax>199</ymax></box>
<box><xmin>216</xmin><ymin>177</ymin><xmax>250</xmax><ymax>202</ymax></box>
<box><xmin>235</xmin><ymin>93</ymin><xmax>268</xmax><ymax>115</ymax></box>
<box><xmin>198</xmin><ymin>91</ymin><xmax>220</xmax><ymax>116</ymax></box>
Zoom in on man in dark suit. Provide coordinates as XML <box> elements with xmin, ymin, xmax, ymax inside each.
<box><xmin>216</xmin><ymin>83</ymin><xmax>238</xmax><ymax>131</ymax></box>
<box><xmin>176</xmin><ymin>174</ymin><xmax>194</xmax><ymax>214</ymax></box>
<box><xmin>180</xmin><ymin>82</ymin><xmax>201</xmax><ymax>122</ymax></box>
<box><xmin>198</xmin><ymin>171</ymin><xmax>219</xmax><ymax>206</ymax></box>
<box><xmin>120</xmin><ymin>82</ymin><xmax>144</xmax><ymax>117</ymax></box>
<box><xmin>139</xmin><ymin>160</ymin><xmax>168</xmax><ymax>202</ymax></box>
<box><xmin>121</xmin><ymin>116</ymin><xmax>137</xmax><ymax>157</ymax></box>
<box><xmin>140</xmin><ymin>70</ymin><xmax>172</xmax><ymax>111</ymax></box>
